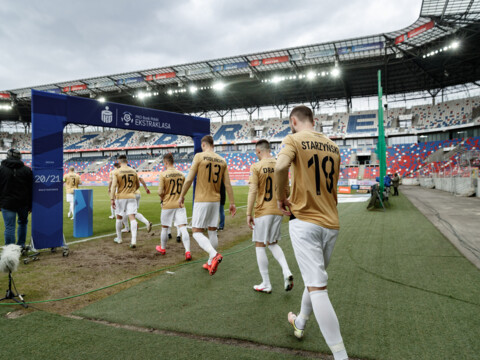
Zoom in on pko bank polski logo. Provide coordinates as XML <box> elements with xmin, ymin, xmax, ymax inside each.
<box><xmin>101</xmin><ymin>106</ymin><xmax>113</xmax><ymax>124</ymax></box>
<box><xmin>121</xmin><ymin>111</ymin><xmax>133</xmax><ymax>126</ymax></box>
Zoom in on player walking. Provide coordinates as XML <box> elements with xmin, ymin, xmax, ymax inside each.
<box><xmin>157</xmin><ymin>153</ymin><xmax>191</xmax><ymax>260</ymax></box>
<box><xmin>134</xmin><ymin>171</ymin><xmax>153</xmax><ymax>232</ymax></box>
<box><xmin>64</xmin><ymin>166</ymin><xmax>81</xmax><ymax>219</ymax></box>
<box><xmin>108</xmin><ymin>162</ymin><xmax>120</xmax><ymax>219</ymax></box>
<box><xmin>111</xmin><ymin>155</ymin><xmax>140</xmax><ymax>248</ymax></box>
<box><xmin>179</xmin><ymin>135</ymin><xmax>236</xmax><ymax>275</ymax></box>
<box><xmin>275</xmin><ymin>106</ymin><xmax>348</xmax><ymax>360</ymax></box>
<box><xmin>247</xmin><ymin>140</ymin><xmax>293</xmax><ymax>293</ymax></box>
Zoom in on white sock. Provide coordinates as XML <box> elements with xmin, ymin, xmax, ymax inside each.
<box><xmin>111</xmin><ymin>206</ymin><xmax>115</xmax><ymax>217</ymax></box>
<box><xmin>208</xmin><ymin>230</ymin><xmax>218</xmax><ymax>250</ymax></box>
<box><xmin>135</xmin><ymin>212</ymin><xmax>149</xmax><ymax>226</ymax></box>
<box><xmin>130</xmin><ymin>219</ymin><xmax>138</xmax><ymax>245</ymax></box>
<box><xmin>309</xmin><ymin>290</ymin><xmax>348</xmax><ymax>360</ymax></box>
<box><xmin>255</xmin><ymin>247</ymin><xmax>270</xmax><ymax>286</ymax></box>
<box><xmin>69</xmin><ymin>202</ymin><xmax>74</xmax><ymax>217</ymax></box>
<box><xmin>161</xmin><ymin>227</ymin><xmax>168</xmax><ymax>249</ymax></box>
<box><xmin>176</xmin><ymin>226</ymin><xmax>181</xmax><ymax>237</ymax></box>
<box><xmin>180</xmin><ymin>227</ymin><xmax>190</xmax><ymax>252</ymax></box>
<box><xmin>192</xmin><ymin>232</ymin><xmax>217</xmax><ymax>264</ymax></box>
<box><xmin>115</xmin><ymin>219</ymin><xmax>123</xmax><ymax>241</ymax></box>
<box><xmin>123</xmin><ymin>216</ymin><xmax>129</xmax><ymax>231</ymax></box>
<box><xmin>295</xmin><ymin>288</ymin><xmax>313</xmax><ymax>330</ymax></box>
<box><xmin>268</xmin><ymin>244</ymin><xmax>292</xmax><ymax>277</ymax></box>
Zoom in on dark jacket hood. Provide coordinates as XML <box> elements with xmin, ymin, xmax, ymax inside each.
<box><xmin>1</xmin><ymin>158</ymin><xmax>24</xmax><ymax>169</ymax></box>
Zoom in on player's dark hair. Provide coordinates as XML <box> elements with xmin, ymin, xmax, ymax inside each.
<box><xmin>117</xmin><ymin>154</ymin><xmax>127</xmax><ymax>163</ymax></box>
<box><xmin>201</xmin><ymin>135</ymin><xmax>214</xmax><ymax>146</ymax></box>
<box><xmin>113</xmin><ymin>162</ymin><xmax>120</xmax><ymax>168</ymax></box>
<box><xmin>290</xmin><ymin>105</ymin><xmax>314</xmax><ymax>124</ymax></box>
<box><xmin>163</xmin><ymin>153</ymin><xmax>174</xmax><ymax>164</ymax></box>
<box><xmin>256</xmin><ymin>139</ymin><xmax>270</xmax><ymax>151</ymax></box>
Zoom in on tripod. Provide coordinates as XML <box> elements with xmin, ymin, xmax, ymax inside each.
<box><xmin>0</xmin><ymin>272</ymin><xmax>28</xmax><ymax>308</ymax></box>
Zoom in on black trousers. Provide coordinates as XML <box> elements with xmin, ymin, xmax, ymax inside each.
<box><xmin>393</xmin><ymin>186</ymin><xmax>399</xmax><ymax>196</ymax></box>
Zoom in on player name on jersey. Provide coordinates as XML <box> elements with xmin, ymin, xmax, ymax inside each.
<box><xmin>301</xmin><ymin>140</ymin><xmax>340</xmax><ymax>154</ymax></box>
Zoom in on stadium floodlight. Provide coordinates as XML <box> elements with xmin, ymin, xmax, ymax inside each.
<box><xmin>167</xmin><ymin>89</ymin><xmax>173</xmax><ymax>95</ymax></box>
<box><xmin>0</xmin><ymin>104</ymin><xmax>12</xmax><ymax>110</ymax></box>
<box><xmin>212</xmin><ymin>81</ymin><xmax>226</xmax><ymax>91</ymax></box>
<box><xmin>98</xmin><ymin>97</ymin><xmax>106</xmax><ymax>103</ymax></box>
<box><xmin>307</xmin><ymin>71</ymin><xmax>316</xmax><ymax>80</ymax></box>
<box><xmin>451</xmin><ymin>41</ymin><xmax>459</xmax><ymax>49</ymax></box>
<box><xmin>271</xmin><ymin>76</ymin><xmax>282</xmax><ymax>84</ymax></box>
<box><xmin>331</xmin><ymin>67</ymin><xmax>340</xmax><ymax>77</ymax></box>
<box><xmin>189</xmin><ymin>85</ymin><xmax>198</xmax><ymax>94</ymax></box>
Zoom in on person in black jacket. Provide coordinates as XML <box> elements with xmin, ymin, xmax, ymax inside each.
<box><xmin>218</xmin><ymin>179</ymin><xmax>226</xmax><ymax>231</ymax></box>
<box><xmin>0</xmin><ymin>149</ymin><xmax>33</xmax><ymax>247</ymax></box>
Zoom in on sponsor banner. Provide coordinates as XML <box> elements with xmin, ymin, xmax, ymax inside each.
<box><xmin>71</xmin><ymin>84</ymin><xmax>87</xmax><ymax>92</ymax></box>
<box><xmin>348</xmin><ymin>179</ymin><xmax>359</xmax><ymax>186</ymax></box>
<box><xmin>145</xmin><ymin>72</ymin><xmax>176</xmax><ymax>81</ymax></box>
<box><xmin>116</xmin><ymin>76</ymin><xmax>144</xmax><ymax>86</ymax></box>
<box><xmin>187</xmin><ymin>67</ymin><xmax>210</xmax><ymax>75</ymax></box>
<box><xmin>176</xmin><ymin>69</ymin><xmax>186</xmax><ymax>76</ymax></box>
<box><xmin>359</xmin><ymin>185</ymin><xmax>372</xmax><ymax>190</ymax></box>
<box><xmin>212</xmin><ymin>62</ymin><xmax>248</xmax><ymax>72</ymax></box>
<box><xmin>395</xmin><ymin>34</ymin><xmax>406</xmax><ymax>44</ymax></box>
<box><xmin>156</xmin><ymin>72</ymin><xmax>176</xmax><ymax>80</ymax></box>
<box><xmin>338</xmin><ymin>186</ymin><xmax>351</xmax><ymax>194</ymax></box>
<box><xmin>305</xmin><ymin>49</ymin><xmax>335</xmax><ymax>59</ymax></box>
<box><xmin>262</xmin><ymin>56</ymin><xmax>289</xmax><ymax>65</ymax></box>
<box><xmin>44</xmin><ymin>88</ymin><xmax>62</xmax><ymax>94</ymax></box>
<box><xmin>223</xmin><ymin>61</ymin><xmax>248</xmax><ymax>71</ymax></box>
<box><xmin>357</xmin><ymin>189</ymin><xmax>369</xmax><ymax>194</ymax></box>
<box><xmin>250</xmin><ymin>60</ymin><xmax>261</xmax><ymax>67</ymax></box>
<box><xmin>88</xmin><ymin>80</ymin><xmax>115</xmax><ymax>89</ymax></box>
<box><xmin>62</xmin><ymin>86</ymin><xmax>70</xmax><ymax>93</ymax></box>
<box><xmin>0</xmin><ymin>92</ymin><xmax>11</xmax><ymax>99</ymax></box>
<box><xmin>289</xmin><ymin>53</ymin><xmax>303</xmax><ymax>61</ymax></box>
<box><xmin>338</xmin><ymin>42</ymin><xmax>384</xmax><ymax>55</ymax></box>
<box><xmin>338</xmin><ymin>180</ymin><xmax>349</xmax><ymax>186</ymax></box>
<box><xmin>408</xmin><ymin>21</ymin><xmax>434</xmax><ymax>39</ymax></box>
<box><xmin>351</xmin><ymin>185</ymin><xmax>360</xmax><ymax>190</ymax></box>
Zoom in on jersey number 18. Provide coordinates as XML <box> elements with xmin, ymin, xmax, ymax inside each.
<box><xmin>307</xmin><ymin>155</ymin><xmax>335</xmax><ymax>195</ymax></box>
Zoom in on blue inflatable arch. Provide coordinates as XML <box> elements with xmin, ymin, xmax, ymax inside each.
<box><xmin>31</xmin><ymin>90</ymin><xmax>210</xmax><ymax>249</ymax></box>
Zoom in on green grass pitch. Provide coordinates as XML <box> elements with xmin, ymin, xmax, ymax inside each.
<box><xmin>1</xmin><ymin>187</ymin><xmax>479</xmax><ymax>359</ymax></box>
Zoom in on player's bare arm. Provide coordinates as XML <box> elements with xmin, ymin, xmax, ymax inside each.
<box><xmin>158</xmin><ymin>175</ymin><xmax>165</xmax><ymax>201</ymax></box>
<box><xmin>110</xmin><ymin>175</ymin><xmax>118</xmax><ymax>209</ymax></box>
<box><xmin>139</xmin><ymin>177</ymin><xmax>150</xmax><ymax>194</ymax></box>
<box><xmin>246</xmin><ymin>168</ymin><xmax>258</xmax><ymax>230</ymax></box>
<box><xmin>178</xmin><ymin>158</ymin><xmax>198</xmax><ymax>207</ymax></box>
<box><xmin>223</xmin><ymin>167</ymin><xmax>236</xmax><ymax>217</ymax></box>
<box><xmin>275</xmin><ymin>154</ymin><xmax>292</xmax><ymax>216</ymax></box>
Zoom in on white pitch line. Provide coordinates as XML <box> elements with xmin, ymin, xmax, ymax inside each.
<box><xmin>66</xmin><ymin>205</ymin><xmax>248</xmax><ymax>246</ymax></box>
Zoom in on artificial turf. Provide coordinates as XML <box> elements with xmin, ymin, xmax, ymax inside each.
<box><xmin>0</xmin><ymin>308</ymin><xmax>308</xmax><ymax>360</ymax></box>
<box><xmin>75</xmin><ymin>193</ymin><xmax>480</xmax><ymax>360</ymax></box>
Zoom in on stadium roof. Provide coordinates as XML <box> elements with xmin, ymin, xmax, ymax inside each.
<box><xmin>1</xmin><ymin>0</ymin><xmax>480</xmax><ymax>123</ymax></box>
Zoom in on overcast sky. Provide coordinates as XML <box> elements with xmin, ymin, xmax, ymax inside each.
<box><xmin>0</xmin><ymin>0</ymin><xmax>422</xmax><ymax>90</ymax></box>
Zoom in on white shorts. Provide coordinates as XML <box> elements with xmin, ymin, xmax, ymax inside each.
<box><xmin>289</xmin><ymin>218</ymin><xmax>338</xmax><ymax>287</ymax></box>
<box><xmin>252</xmin><ymin>215</ymin><xmax>282</xmax><ymax>244</ymax></box>
<box><xmin>135</xmin><ymin>194</ymin><xmax>141</xmax><ymax>208</ymax></box>
<box><xmin>66</xmin><ymin>193</ymin><xmax>74</xmax><ymax>203</ymax></box>
<box><xmin>161</xmin><ymin>208</ymin><xmax>188</xmax><ymax>227</ymax></box>
<box><xmin>192</xmin><ymin>202</ymin><xmax>220</xmax><ymax>229</ymax></box>
<box><xmin>115</xmin><ymin>199</ymin><xmax>138</xmax><ymax>217</ymax></box>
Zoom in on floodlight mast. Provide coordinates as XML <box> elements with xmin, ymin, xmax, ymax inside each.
<box><xmin>377</xmin><ymin>70</ymin><xmax>387</xmax><ymax>198</ymax></box>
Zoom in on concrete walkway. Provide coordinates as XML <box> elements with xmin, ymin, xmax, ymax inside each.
<box><xmin>401</xmin><ymin>185</ymin><xmax>480</xmax><ymax>270</ymax></box>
